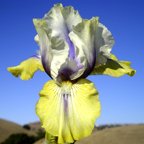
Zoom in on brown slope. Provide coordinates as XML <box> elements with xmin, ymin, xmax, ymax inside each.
<box><xmin>34</xmin><ymin>125</ymin><xmax>144</xmax><ymax>144</ymax></box>
<box><xmin>27</xmin><ymin>121</ymin><xmax>43</xmax><ymax>132</ymax></box>
<box><xmin>0</xmin><ymin>119</ymin><xmax>35</xmax><ymax>143</ymax></box>
<box><xmin>76</xmin><ymin>124</ymin><xmax>144</xmax><ymax>144</ymax></box>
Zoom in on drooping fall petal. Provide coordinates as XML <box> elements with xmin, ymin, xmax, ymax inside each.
<box><xmin>7</xmin><ymin>57</ymin><xmax>44</xmax><ymax>80</ymax></box>
<box><xmin>36</xmin><ymin>79</ymin><xmax>100</xmax><ymax>143</ymax></box>
<box><xmin>91</xmin><ymin>54</ymin><xmax>136</xmax><ymax>77</ymax></box>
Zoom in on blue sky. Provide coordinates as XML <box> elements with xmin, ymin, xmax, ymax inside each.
<box><xmin>0</xmin><ymin>0</ymin><xmax>144</xmax><ymax>125</ymax></box>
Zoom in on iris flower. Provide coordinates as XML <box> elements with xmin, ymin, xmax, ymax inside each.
<box><xmin>8</xmin><ymin>4</ymin><xmax>135</xmax><ymax>144</ymax></box>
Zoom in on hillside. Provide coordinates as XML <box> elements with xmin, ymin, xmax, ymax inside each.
<box><xmin>28</xmin><ymin>122</ymin><xmax>42</xmax><ymax>132</ymax></box>
<box><xmin>1</xmin><ymin>119</ymin><xmax>144</xmax><ymax>144</ymax></box>
<box><xmin>0</xmin><ymin>119</ymin><xmax>36</xmax><ymax>143</ymax></box>
<box><xmin>35</xmin><ymin>125</ymin><xmax>144</xmax><ymax>144</ymax></box>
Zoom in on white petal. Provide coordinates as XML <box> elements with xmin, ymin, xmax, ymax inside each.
<box><xmin>95</xmin><ymin>23</ymin><xmax>115</xmax><ymax>65</ymax></box>
<box><xmin>44</xmin><ymin>4</ymin><xmax>82</xmax><ymax>38</ymax></box>
<box><xmin>34</xmin><ymin>34</ymin><xmax>39</xmax><ymax>45</ymax></box>
<box><xmin>33</xmin><ymin>4</ymin><xmax>83</xmax><ymax>81</ymax></box>
<box><xmin>69</xmin><ymin>18</ymin><xmax>99</xmax><ymax>78</ymax></box>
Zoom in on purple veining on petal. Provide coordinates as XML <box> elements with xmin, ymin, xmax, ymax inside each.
<box><xmin>32</xmin><ymin>54</ymin><xmax>53</xmax><ymax>78</ymax></box>
<box><xmin>79</xmin><ymin>48</ymin><xmax>96</xmax><ymax>79</ymax></box>
<box><xmin>57</xmin><ymin>57</ymin><xmax>84</xmax><ymax>81</ymax></box>
<box><xmin>41</xmin><ymin>49</ymin><xmax>52</xmax><ymax>79</ymax></box>
<box><xmin>63</xmin><ymin>93</ymin><xmax>69</xmax><ymax>115</ymax></box>
<box><xmin>65</xmin><ymin>27</ymin><xmax>75</xmax><ymax>59</ymax></box>
<box><xmin>65</xmin><ymin>35</ymin><xmax>75</xmax><ymax>59</ymax></box>
<box><xmin>75</xmin><ymin>57</ymin><xmax>83</xmax><ymax>70</ymax></box>
<box><xmin>57</xmin><ymin>67</ymin><xmax>74</xmax><ymax>81</ymax></box>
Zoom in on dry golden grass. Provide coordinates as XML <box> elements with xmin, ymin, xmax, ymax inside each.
<box><xmin>0</xmin><ymin>119</ymin><xmax>36</xmax><ymax>143</ymax></box>
<box><xmin>1</xmin><ymin>119</ymin><xmax>144</xmax><ymax>144</ymax></box>
<box><xmin>34</xmin><ymin>138</ymin><xmax>45</xmax><ymax>144</ymax></box>
<box><xmin>34</xmin><ymin>125</ymin><xmax>144</xmax><ymax>144</ymax></box>
<box><xmin>77</xmin><ymin>125</ymin><xmax>144</xmax><ymax>144</ymax></box>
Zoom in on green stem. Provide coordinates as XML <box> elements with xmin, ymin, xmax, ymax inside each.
<box><xmin>45</xmin><ymin>133</ymin><xmax>76</xmax><ymax>144</ymax></box>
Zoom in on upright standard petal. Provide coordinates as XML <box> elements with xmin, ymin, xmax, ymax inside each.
<box><xmin>69</xmin><ymin>17</ymin><xmax>99</xmax><ymax>78</ymax></box>
<box><xmin>95</xmin><ymin>23</ymin><xmax>115</xmax><ymax>66</ymax></box>
<box><xmin>33</xmin><ymin>4</ymin><xmax>83</xmax><ymax>81</ymax></box>
<box><xmin>7</xmin><ymin>56</ymin><xmax>44</xmax><ymax>80</ymax></box>
<box><xmin>33</xmin><ymin>19</ymin><xmax>54</xmax><ymax>79</ymax></box>
<box><xmin>91</xmin><ymin>54</ymin><xmax>136</xmax><ymax>77</ymax></box>
<box><xmin>43</xmin><ymin>3</ymin><xmax>82</xmax><ymax>59</ymax></box>
<box><xmin>36</xmin><ymin>79</ymin><xmax>101</xmax><ymax>144</ymax></box>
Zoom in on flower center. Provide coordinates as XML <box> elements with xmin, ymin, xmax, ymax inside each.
<box><xmin>61</xmin><ymin>81</ymin><xmax>72</xmax><ymax>93</ymax></box>
<box><xmin>61</xmin><ymin>81</ymin><xmax>72</xmax><ymax>114</ymax></box>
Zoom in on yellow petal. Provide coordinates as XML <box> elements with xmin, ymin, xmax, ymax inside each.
<box><xmin>7</xmin><ymin>57</ymin><xmax>44</xmax><ymax>80</ymax></box>
<box><xmin>36</xmin><ymin>79</ymin><xmax>100</xmax><ymax>144</ymax></box>
<box><xmin>91</xmin><ymin>54</ymin><xmax>136</xmax><ymax>77</ymax></box>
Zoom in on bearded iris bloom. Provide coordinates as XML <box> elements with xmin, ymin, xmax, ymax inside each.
<box><xmin>8</xmin><ymin>4</ymin><xmax>135</xmax><ymax>144</ymax></box>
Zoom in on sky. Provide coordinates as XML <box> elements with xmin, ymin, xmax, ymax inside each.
<box><xmin>0</xmin><ymin>0</ymin><xmax>144</xmax><ymax>125</ymax></box>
